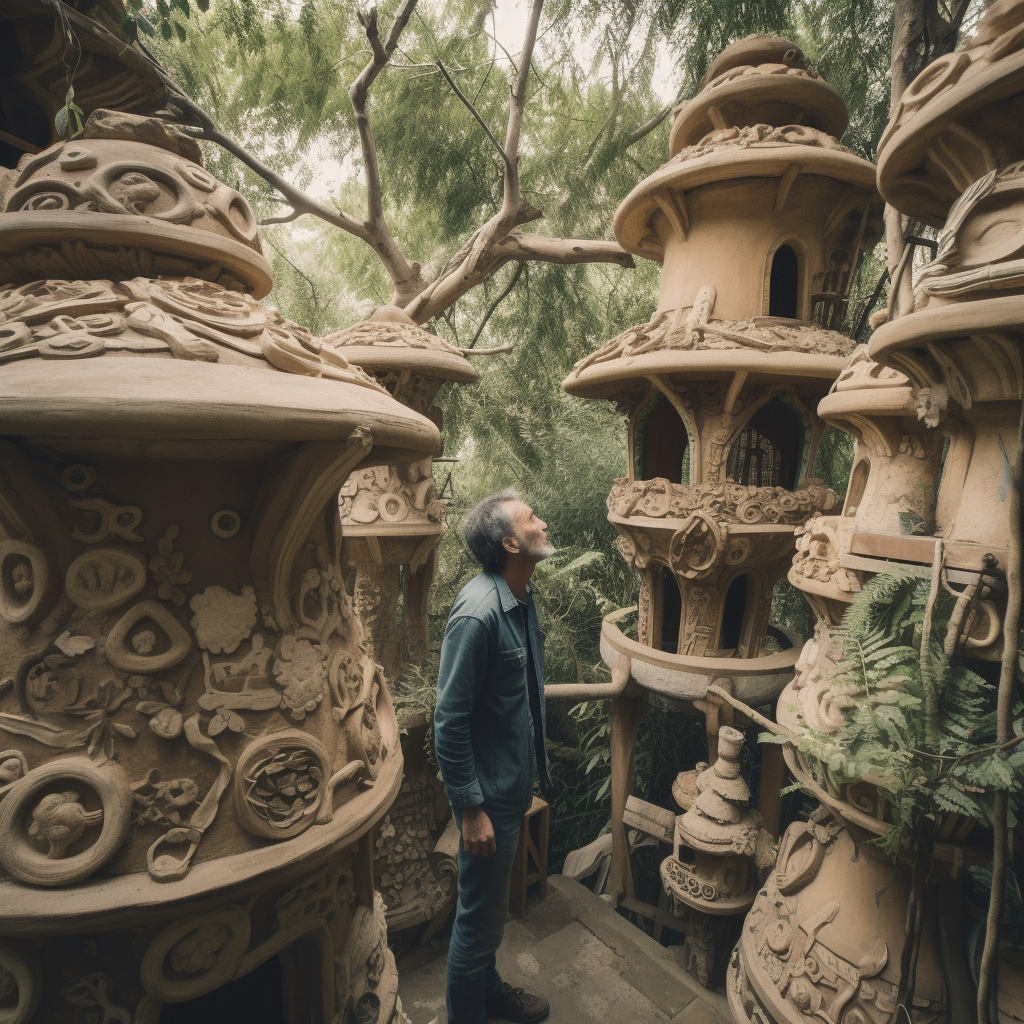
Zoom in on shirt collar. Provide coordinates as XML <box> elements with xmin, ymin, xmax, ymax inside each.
<box><xmin>488</xmin><ymin>570</ymin><xmax>528</xmax><ymax>613</ymax></box>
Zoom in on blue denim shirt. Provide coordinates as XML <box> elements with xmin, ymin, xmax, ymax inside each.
<box><xmin>434</xmin><ymin>570</ymin><xmax>549</xmax><ymax>817</ymax></box>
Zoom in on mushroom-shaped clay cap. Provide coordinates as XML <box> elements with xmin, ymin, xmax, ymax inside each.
<box><xmin>670</xmin><ymin>35</ymin><xmax>848</xmax><ymax>154</ymax></box>
<box><xmin>321</xmin><ymin>305</ymin><xmax>478</xmax><ymax>384</ymax></box>
<box><xmin>0</xmin><ymin>110</ymin><xmax>273</xmax><ymax>296</ymax></box>
<box><xmin>876</xmin><ymin>0</ymin><xmax>1024</xmax><ymax>226</ymax></box>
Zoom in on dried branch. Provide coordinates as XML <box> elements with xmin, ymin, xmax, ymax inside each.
<box><xmin>467</xmin><ymin>261</ymin><xmax>526</xmax><ymax>350</ymax></box>
<box><xmin>348</xmin><ymin>0</ymin><xmax>425</xmax><ymax>304</ymax></box>
<box><xmin>149</xmin><ymin>0</ymin><xmax>631</xmax><ymax>324</ymax></box>
<box><xmin>500</xmin><ymin>0</ymin><xmax>542</xmax><ymax>217</ymax></box>
<box><xmin>166</xmin><ymin>89</ymin><xmax>373</xmax><ymax>241</ymax></box>
<box><xmin>622</xmin><ymin>99</ymin><xmax>677</xmax><ymax>149</ymax></box>
<box><xmin>437</xmin><ymin>61</ymin><xmax>513</xmax><ymax>176</ymax></box>
<box><xmin>458</xmin><ymin>344</ymin><xmax>513</xmax><ymax>356</ymax></box>
<box><xmin>259</xmin><ymin>209</ymin><xmax>303</xmax><ymax>226</ymax></box>
<box><xmin>495</xmin><ymin>232</ymin><xmax>634</xmax><ymax>268</ymax></box>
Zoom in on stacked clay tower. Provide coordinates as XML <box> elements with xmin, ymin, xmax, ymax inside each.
<box><xmin>558</xmin><ymin>36</ymin><xmax>882</xmax><ymax>914</ymax></box>
<box><xmin>0</xmin><ymin>109</ymin><xmax>437</xmax><ymax>1024</ymax></box>
<box><xmin>325</xmin><ymin>308</ymin><xmax>476</xmax><ymax>949</ymax></box>
<box><xmin>729</xmin><ymin>3</ymin><xmax>1024</xmax><ymax>1022</ymax></box>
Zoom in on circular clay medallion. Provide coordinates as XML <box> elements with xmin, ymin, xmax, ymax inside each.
<box><xmin>0</xmin><ymin>944</ymin><xmax>41</xmax><ymax>1024</ymax></box>
<box><xmin>0</xmin><ymin>541</ymin><xmax>48</xmax><ymax>624</ymax></box>
<box><xmin>234</xmin><ymin>730</ymin><xmax>329</xmax><ymax>839</ymax></box>
<box><xmin>0</xmin><ymin>757</ymin><xmax>131</xmax><ymax>885</ymax></box>
<box><xmin>141</xmin><ymin>907</ymin><xmax>251</xmax><ymax>1002</ymax></box>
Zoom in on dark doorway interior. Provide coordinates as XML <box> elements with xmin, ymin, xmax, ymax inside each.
<box><xmin>161</xmin><ymin>954</ymin><xmax>285</xmax><ymax>1024</ymax></box>
<box><xmin>726</xmin><ymin>397</ymin><xmax>804</xmax><ymax>489</ymax></box>
<box><xmin>639</xmin><ymin>395</ymin><xmax>688</xmax><ymax>483</ymax></box>
<box><xmin>659</xmin><ymin>566</ymin><xmax>682</xmax><ymax>653</ymax></box>
<box><xmin>768</xmin><ymin>244</ymin><xmax>799</xmax><ymax>319</ymax></box>
<box><xmin>720</xmin><ymin>575</ymin><xmax>750</xmax><ymax>652</ymax></box>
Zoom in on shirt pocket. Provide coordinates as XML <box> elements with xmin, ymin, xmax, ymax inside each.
<box><xmin>499</xmin><ymin>646</ymin><xmax>527</xmax><ymax>668</ymax></box>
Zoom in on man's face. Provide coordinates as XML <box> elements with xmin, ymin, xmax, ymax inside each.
<box><xmin>506</xmin><ymin>500</ymin><xmax>554</xmax><ymax>561</ymax></box>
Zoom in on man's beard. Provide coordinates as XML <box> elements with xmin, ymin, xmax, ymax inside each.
<box><xmin>518</xmin><ymin>535</ymin><xmax>555</xmax><ymax>560</ymax></box>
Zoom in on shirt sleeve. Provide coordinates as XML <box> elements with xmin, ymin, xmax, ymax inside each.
<box><xmin>433</xmin><ymin>613</ymin><xmax>489</xmax><ymax>807</ymax></box>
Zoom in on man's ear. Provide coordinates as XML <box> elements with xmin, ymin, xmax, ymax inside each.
<box><xmin>502</xmin><ymin>534</ymin><xmax>519</xmax><ymax>554</ymax></box>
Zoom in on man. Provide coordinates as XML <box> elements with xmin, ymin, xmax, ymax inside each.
<box><xmin>434</xmin><ymin>489</ymin><xmax>554</xmax><ymax>1024</ymax></box>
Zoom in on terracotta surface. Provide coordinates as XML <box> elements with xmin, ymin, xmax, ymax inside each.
<box><xmin>660</xmin><ymin>726</ymin><xmax>775</xmax><ymax>987</ymax></box>
<box><xmin>553</xmin><ymin>37</ymin><xmax>881</xmax><ymax>935</ymax></box>
<box><xmin>0</xmin><ymin>111</ymin><xmax>438</xmax><ymax>1024</ymax></box>
<box><xmin>732</xmin><ymin>5</ymin><xmax>1024</xmax><ymax>1022</ymax></box>
<box><xmin>323</xmin><ymin>307</ymin><xmax>477</xmax><ymax>950</ymax></box>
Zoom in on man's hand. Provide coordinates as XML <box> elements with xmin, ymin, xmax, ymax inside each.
<box><xmin>461</xmin><ymin>805</ymin><xmax>496</xmax><ymax>857</ymax></box>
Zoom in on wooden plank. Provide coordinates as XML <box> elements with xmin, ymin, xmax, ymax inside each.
<box><xmin>623</xmin><ymin>795</ymin><xmax>675</xmax><ymax>845</ymax></box>
<box><xmin>849</xmin><ymin>531</ymin><xmax>1006</xmax><ymax>571</ymax></box>
<box><xmin>619</xmin><ymin>896</ymin><xmax>658</xmax><ymax>922</ymax></box>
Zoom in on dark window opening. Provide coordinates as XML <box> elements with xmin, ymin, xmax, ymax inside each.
<box><xmin>726</xmin><ymin>397</ymin><xmax>804</xmax><ymax>489</ymax></box>
<box><xmin>658</xmin><ymin>566</ymin><xmax>682</xmax><ymax>654</ymax></box>
<box><xmin>161</xmin><ymin>955</ymin><xmax>284</xmax><ymax>1024</ymax></box>
<box><xmin>720</xmin><ymin>575</ymin><xmax>750</xmax><ymax>652</ymax></box>
<box><xmin>0</xmin><ymin>23</ymin><xmax>53</xmax><ymax>169</ymax></box>
<box><xmin>768</xmin><ymin>244</ymin><xmax>800</xmax><ymax>319</ymax></box>
<box><xmin>638</xmin><ymin>395</ymin><xmax>689</xmax><ymax>484</ymax></box>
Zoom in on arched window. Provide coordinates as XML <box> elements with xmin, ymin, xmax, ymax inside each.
<box><xmin>720</xmin><ymin>574</ymin><xmax>750</xmax><ymax>652</ymax></box>
<box><xmin>768</xmin><ymin>244</ymin><xmax>800</xmax><ymax>319</ymax></box>
<box><xmin>637</xmin><ymin>394</ymin><xmax>689</xmax><ymax>484</ymax></box>
<box><xmin>657</xmin><ymin>566</ymin><xmax>682</xmax><ymax>654</ymax></box>
<box><xmin>726</xmin><ymin>397</ymin><xmax>804</xmax><ymax>489</ymax></box>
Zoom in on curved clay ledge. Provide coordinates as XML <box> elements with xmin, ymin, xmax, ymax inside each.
<box><xmin>867</xmin><ymin>293</ymin><xmax>1024</xmax><ymax>364</ymax></box>
<box><xmin>0</xmin><ymin>358</ymin><xmax>440</xmax><ymax>456</ymax></box>
<box><xmin>564</xmin><ymin>347</ymin><xmax>852</xmax><ymax>398</ymax></box>
<box><xmin>669</xmin><ymin>74</ymin><xmax>848</xmax><ymax>154</ymax></box>
<box><xmin>599</xmin><ymin>607</ymin><xmax>799</xmax><ymax>705</ymax></box>
<box><xmin>876</xmin><ymin>42</ymin><xmax>1024</xmax><ymax>225</ymax></box>
<box><xmin>0</xmin><ymin>742</ymin><xmax>402</xmax><ymax>933</ymax></box>
<box><xmin>614</xmin><ymin>147</ymin><xmax>877</xmax><ymax>257</ymax></box>
<box><xmin>0</xmin><ymin>211</ymin><xmax>274</xmax><ymax>298</ymax></box>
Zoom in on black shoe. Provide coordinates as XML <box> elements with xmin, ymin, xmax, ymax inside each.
<box><xmin>485</xmin><ymin>982</ymin><xmax>550</xmax><ymax>1023</ymax></box>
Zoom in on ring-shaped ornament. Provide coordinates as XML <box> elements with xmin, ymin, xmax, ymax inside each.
<box><xmin>140</xmin><ymin>907</ymin><xmax>251</xmax><ymax>1002</ymax></box>
<box><xmin>234</xmin><ymin>731</ymin><xmax>330</xmax><ymax>839</ymax></box>
<box><xmin>0</xmin><ymin>944</ymin><xmax>42</xmax><ymax>1024</ymax></box>
<box><xmin>0</xmin><ymin>757</ymin><xmax>131</xmax><ymax>885</ymax></box>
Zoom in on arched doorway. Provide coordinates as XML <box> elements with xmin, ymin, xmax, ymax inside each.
<box><xmin>637</xmin><ymin>394</ymin><xmax>689</xmax><ymax>483</ymax></box>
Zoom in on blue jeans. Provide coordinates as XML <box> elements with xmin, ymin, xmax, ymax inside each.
<box><xmin>446</xmin><ymin>807</ymin><xmax>523</xmax><ymax>1024</ymax></box>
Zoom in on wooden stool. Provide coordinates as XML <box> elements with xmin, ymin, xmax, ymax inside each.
<box><xmin>508</xmin><ymin>796</ymin><xmax>549</xmax><ymax>916</ymax></box>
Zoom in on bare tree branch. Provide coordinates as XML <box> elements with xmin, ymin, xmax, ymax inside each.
<box><xmin>500</xmin><ymin>0</ymin><xmax>543</xmax><ymax>217</ymax></box>
<box><xmin>437</xmin><ymin>60</ymin><xmax>513</xmax><ymax>176</ymax></box>
<box><xmin>148</xmin><ymin>0</ymin><xmax>631</xmax><ymax>325</ymax></box>
<box><xmin>458</xmin><ymin>344</ymin><xmax>514</xmax><ymax>356</ymax></box>
<box><xmin>259</xmin><ymin>208</ymin><xmax>303</xmax><ymax>226</ymax></box>
<box><xmin>167</xmin><ymin>90</ymin><xmax>372</xmax><ymax>240</ymax></box>
<box><xmin>622</xmin><ymin>99</ymin><xmax>677</xmax><ymax>149</ymax></box>
<box><xmin>467</xmin><ymin>261</ymin><xmax>526</xmax><ymax>349</ymax></box>
<box><xmin>495</xmin><ymin>233</ymin><xmax>634</xmax><ymax>268</ymax></box>
<box><xmin>349</xmin><ymin>0</ymin><xmax>426</xmax><ymax>304</ymax></box>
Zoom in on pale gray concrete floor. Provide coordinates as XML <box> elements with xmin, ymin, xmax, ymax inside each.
<box><xmin>397</xmin><ymin>875</ymin><xmax>732</xmax><ymax>1024</ymax></box>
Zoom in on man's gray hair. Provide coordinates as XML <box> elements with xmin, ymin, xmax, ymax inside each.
<box><xmin>463</xmin><ymin>488</ymin><xmax>521</xmax><ymax>571</ymax></box>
